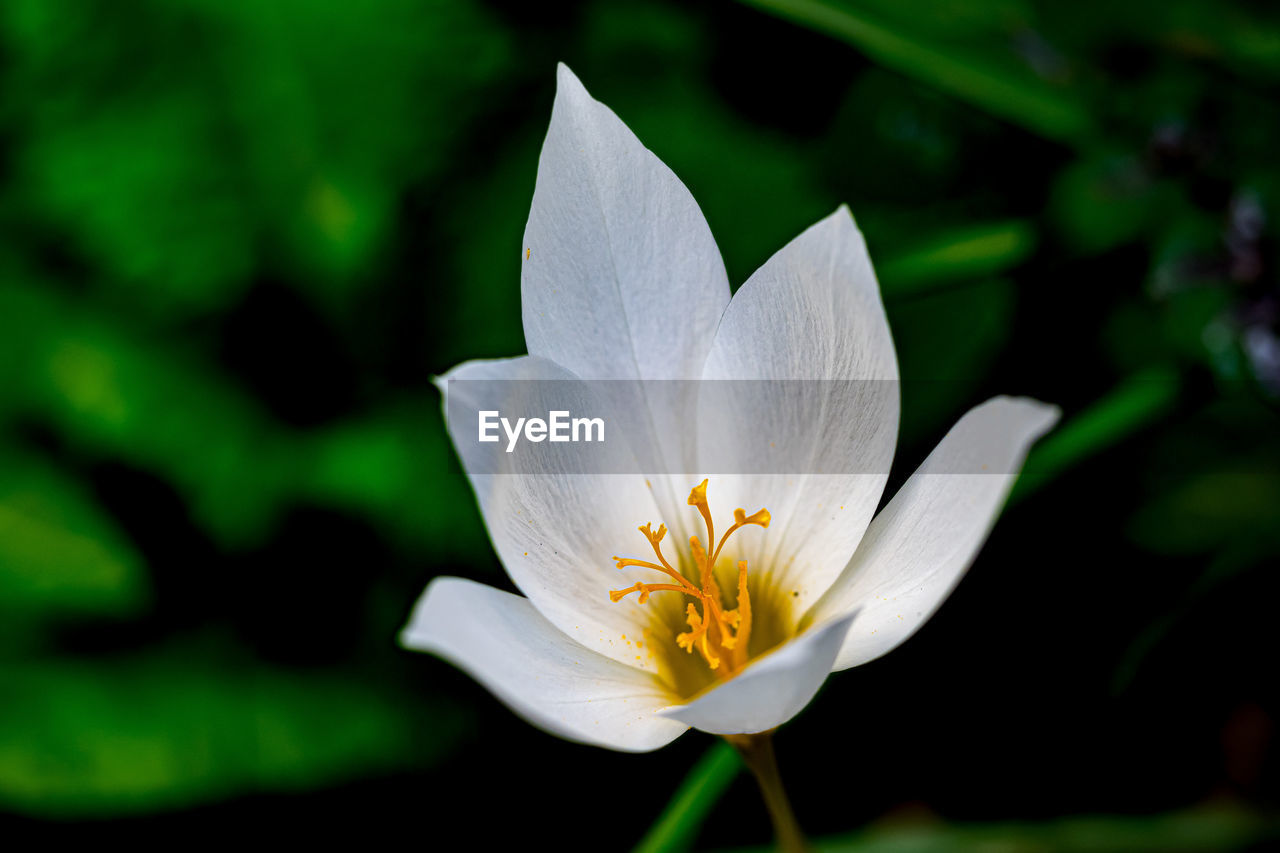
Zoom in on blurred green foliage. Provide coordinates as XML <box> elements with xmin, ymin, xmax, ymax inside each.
<box><xmin>0</xmin><ymin>0</ymin><xmax>1276</xmax><ymax>845</ymax></box>
<box><xmin>0</xmin><ymin>648</ymin><xmax>456</xmax><ymax>816</ymax></box>
<box><xmin>729</xmin><ymin>806</ymin><xmax>1277</xmax><ymax>852</ymax></box>
<box><xmin>2</xmin><ymin>0</ymin><xmax>508</xmax><ymax>316</ymax></box>
<box><xmin>0</xmin><ymin>452</ymin><xmax>147</xmax><ymax>621</ymax></box>
<box><xmin>0</xmin><ymin>0</ymin><xmax>498</xmax><ymax>818</ymax></box>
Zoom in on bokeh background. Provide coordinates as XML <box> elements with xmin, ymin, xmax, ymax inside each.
<box><xmin>2</xmin><ymin>0</ymin><xmax>1278</xmax><ymax>849</ymax></box>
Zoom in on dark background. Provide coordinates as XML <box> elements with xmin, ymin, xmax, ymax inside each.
<box><xmin>1</xmin><ymin>0</ymin><xmax>1278</xmax><ymax>849</ymax></box>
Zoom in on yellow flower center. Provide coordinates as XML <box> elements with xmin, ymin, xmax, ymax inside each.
<box><xmin>609</xmin><ymin>479</ymin><xmax>770</xmax><ymax>679</ymax></box>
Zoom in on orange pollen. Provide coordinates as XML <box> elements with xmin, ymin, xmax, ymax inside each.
<box><xmin>608</xmin><ymin>479</ymin><xmax>769</xmax><ymax>676</ymax></box>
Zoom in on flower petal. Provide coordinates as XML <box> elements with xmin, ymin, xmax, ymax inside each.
<box><xmin>659</xmin><ymin>611</ymin><xmax>857</xmax><ymax>734</ymax></box>
<box><xmin>402</xmin><ymin>577</ymin><xmax>687</xmax><ymax>752</ymax></box>
<box><xmin>522</xmin><ymin>64</ymin><xmax>730</xmax><ymax>383</ymax></box>
<box><xmin>522</xmin><ymin>64</ymin><xmax>732</xmax><ymax>528</ymax></box>
<box><xmin>697</xmin><ymin>207</ymin><xmax>899</xmax><ymax>616</ymax></box>
<box><xmin>807</xmin><ymin>397</ymin><xmax>1060</xmax><ymax>671</ymax></box>
<box><xmin>439</xmin><ymin>355</ymin><xmax>667</xmax><ymax>669</ymax></box>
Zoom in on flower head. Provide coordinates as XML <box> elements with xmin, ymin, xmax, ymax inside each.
<box><xmin>401</xmin><ymin>64</ymin><xmax>1058</xmax><ymax>751</ymax></box>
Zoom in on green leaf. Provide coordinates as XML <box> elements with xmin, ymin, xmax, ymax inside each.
<box><xmin>891</xmin><ymin>278</ymin><xmax>1016</xmax><ymax>443</ymax></box>
<box><xmin>0</xmin><ymin>276</ymin><xmax>481</xmax><ymax>556</ymax></box>
<box><xmin>0</xmin><ymin>276</ymin><xmax>293</xmax><ymax>546</ymax></box>
<box><xmin>737</xmin><ymin>0</ymin><xmax>1094</xmax><ymax>144</ymax></box>
<box><xmin>878</xmin><ymin>221</ymin><xmax>1037</xmax><ymax>298</ymax></box>
<box><xmin>1128</xmin><ymin>470</ymin><xmax>1280</xmax><ymax>556</ymax></box>
<box><xmin>1012</xmin><ymin>367</ymin><xmax>1181</xmax><ymax>504</ymax></box>
<box><xmin>0</xmin><ymin>452</ymin><xmax>148</xmax><ymax>620</ymax></box>
<box><xmin>301</xmin><ymin>404</ymin><xmax>489</xmax><ymax>558</ymax></box>
<box><xmin>1111</xmin><ymin>543</ymin><xmax>1272</xmax><ymax>695</ymax></box>
<box><xmin>0</xmin><ymin>651</ymin><xmax>459</xmax><ymax>816</ymax></box>
<box><xmin>0</xmin><ymin>0</ymin><xmax>510</xmax><ymax>317</ymax></box>
<box><xmin>1048</xmin><ymin>155</ymin><xmax>1183</xmax><ymax>255</ymax></box>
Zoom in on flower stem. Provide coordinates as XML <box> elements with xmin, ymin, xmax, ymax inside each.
<box><xmin>725</xmin><ymin>733</ymin><xmax>809</xmax><ymax>853</ymax></box>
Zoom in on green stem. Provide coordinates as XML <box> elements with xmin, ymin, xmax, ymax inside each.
<box><xmin>727</xmin><ymin>733</ymin><xmax>809</xmax><ymax>853</ymax></box>
<box><xmin>631</xmin><ymin>740</ymin><xmax>742</xmax><ymax>853</ymax></box>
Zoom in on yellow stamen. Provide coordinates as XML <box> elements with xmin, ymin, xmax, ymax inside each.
<box><xmin>733</xmin><ymin>561</ymin><xmax>752</xmax><ymax>670</ymax></box>
<box><xmin>608</xmin><ymin>480</ymin><xmax>770</xmax><ymax>679</ymax></box>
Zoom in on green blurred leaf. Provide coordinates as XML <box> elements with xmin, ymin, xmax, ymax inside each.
<box><xmin>1038</xmin><ymin>0</ymin><xmax>1280</xmax><ymax>83</ymax></box>
<box><xmin>0</xmin><ymin>275</ymin><xmax>481</xmax><ymax>555</ymax></box>
<box><xmin>0</xmin><ymin>452</ymin><xmax>148</xmax><ymax>619</ymax></box>
<box><xmin>0</xmin><ymin>276</ymin><xmax>292</xmax><ymax>545</ymax></box>
<box><xmin>0</xmin><ymin>0</ymin><xmax>509</xmax><ymax>318</ymax></box>
<box><xmin>1112</xmin><ymin>543</ymin><xmax>1271</xmax><ymax>694</ymax></box>
<box><xmin>738</xmin><ymin>0</ymin><xmax>1094</xmax><ymax>144</ymax></box>
<box><xmin>0</xmin><ymin>650</ymin><xmax>458</xmax><ymax>816</ymax></box>
<box><xmin>878</xmin><ymin>220</ymin><xmax>1037</xmax><ymax>297</ymax></box>
<box><xmin>302</xmin><ymin>403</ymin><xmax>488</xmax><ymax>557</ymax></box>
<box><xmin>1013</xmin><ymin>368</ymin><xmax>1181</xmax><ymax>503</ymax></box>
<box><xmin>837</xmin><ymin>0</ymin><xmax>1033</xmax><ymax>39</ymax></box>
<box><xmin>1048</xmin><ymin>155</ymin><xmax>1184</xmax><ymax>254</ymax></box>
<box><xmin>892</xmin><ymin>278</ymin><xmax>1016</xmax><ymax>443</ymax></box>
<box><xmin>192</xmin><ymin>0</ymin><xmax>510</xmax><ymax>297</ymax></box>
<box><xmin>1129</xmin><ymin>469</ymin><xmax>1280</xmax><ymax>555</ymax></box>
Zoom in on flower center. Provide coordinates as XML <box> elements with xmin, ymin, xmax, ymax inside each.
<box><xmin>609</xmin><ymin>479</ymin><xmax>770</xmax><ymax>678</ymax></box>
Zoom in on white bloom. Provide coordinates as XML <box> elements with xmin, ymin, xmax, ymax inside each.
<box><xmin>402</xmin><ymin>64</ymin><xmax>1059</xmax><ymax>752</ymax></box>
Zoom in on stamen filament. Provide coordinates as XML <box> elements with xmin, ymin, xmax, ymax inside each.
<box><xmin>608</xmin><ymin>479</ymin><xmax>770</xmax><ymax>680</ymax></box>
<box><xmin>610</xmin><ymin>582</ymin><xmax>692</xmax><ymax>604</ymax></box>
<box><xmin>733</xmin><ymin>560</ymin><xmax>752</xmax><ymax>671</ymax></box>
<box><xmin>613</xmin><ymin>557</ymin><xmax>700</xmax><ymax>594</ymax></box>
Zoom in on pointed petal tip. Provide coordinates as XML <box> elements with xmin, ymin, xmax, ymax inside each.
<box><xmin>555</xmin><ymin>62</ymin><xmax>586</xmax><ymax>96</ymax></box>
<box><xmin>815</xmin><ymin>203</ymin><xmax>865</xmax><ymax>243</ymax></box>
<box><xmin>835</xmin><ymin>202</ymin><xmax>862</xmax><ymax>225</ymax></box>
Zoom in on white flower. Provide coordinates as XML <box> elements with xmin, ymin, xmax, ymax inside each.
<box><xmin>401</xmin><ymin>64</ymin><xmax>1059</xmax><ymax>752</ymax></box>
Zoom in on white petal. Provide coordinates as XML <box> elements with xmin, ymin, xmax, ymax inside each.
<box><xmin>521</xmin><ymin>64</ymin><xmax>732</xmax><ymax>527</ymax></box>
<box><xmin>660</xmin><ymin>612</ymin><xmax>857</xmax><ymax>734</ymax></box>
<box><xmin>402</xmin><ymin>578</ymin><xmax>687</xmax><ymax>752</ymax></box>
<box><xmin>697</xmin><ymin>207</ymin><xmax>899</xmax><ymax>616</ymax></box>
<box><xmin>439</xmin><ymin>355</ymin><xmax>668</xmax><ymax>669</ymax></box>
<box><xmin>522</xmin><ymin>64</ymin><xmax>729</xmax><ymax>383</ymax></box>
<box><xmin>808</xmin><ymin>397</ymin><xmax>1060</xmax><ymax>671</ymax></box>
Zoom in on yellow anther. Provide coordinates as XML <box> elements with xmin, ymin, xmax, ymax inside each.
<box><xmin>689</xmin><ymin>536</ymin><xmax>711</xmax><ymax>585</ymax></box>
<box><xmin>687</xmin><ymin>479</ymin><xmax>714</xmax><ymax>557</ymax></box>
<box><xmin>609</xmin><ymin>583</ymin><xmax>644</xmax><ymax>603</ymax></box>
<box><xmin>609</xmin><ymin>480</ymin><xmax>768</xmax><ymax>680</ymax></box>
<box><xmin>713</xmin><ymin>507</ymin><xmax>771</xmax><ymax>565</ymax></box>
<box><xmin>733</xmin><ymin>560</ymin><xmax>752</xmax><ymax>670</ymax></box>
<box><xmin>639</xmin><ymin>522</ymin><xmax>667</xmax><ymax>545</ymax></box>
<box><xmin>676</xmin><ymin>604</ymin><xmax>704</xmax><ymax>654</ymax></box>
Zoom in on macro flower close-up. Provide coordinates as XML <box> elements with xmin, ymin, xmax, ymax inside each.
<box><xmin>402</xmin><ymin>65</ymin><xmax>1059</xmax><ymax>761</ymax></box>
<box><xmin>5</xmin><ymin>2</ymin><xmax>1279</xmax><ymax>850</ymax></box>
